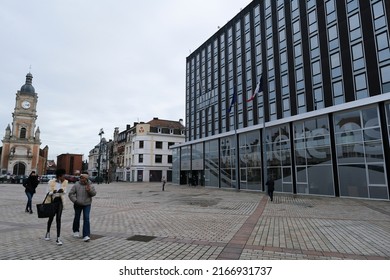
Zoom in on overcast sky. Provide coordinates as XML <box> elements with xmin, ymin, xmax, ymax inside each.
<box><xmin>0</xmin><ymin>0</ymin><xmax>252</xmax><ymax>160</ymax></box>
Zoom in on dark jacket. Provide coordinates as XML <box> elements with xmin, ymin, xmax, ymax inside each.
<box><xmin>24</xmin><ymin>176</ymin><xmax>39</xmax><ymax>194</ymax></box>
<box><xmin>266</xmin><ymin>179</ymin><xmax>275</xmax><ymax>192</ymax></box>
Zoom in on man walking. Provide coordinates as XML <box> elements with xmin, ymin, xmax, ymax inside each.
<box><xmin>266</xmin><ymin>176</ymin><xmax>275</xmax><ymax>202</ymax></box>
<box><xmin>68</xmin><ymin>172</ymin><xmax>96</xmax><ymax>242</ymax></box>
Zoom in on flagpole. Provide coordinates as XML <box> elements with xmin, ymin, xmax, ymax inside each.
<box><xmin>246</xmin><ymin>75</ymin><xmax>266</xmax><ymax>191</ymax></box>
<box><xmin>262</xmin><ymin>89</ymin><xmax>267</xmax><ymax>192</ymax></box>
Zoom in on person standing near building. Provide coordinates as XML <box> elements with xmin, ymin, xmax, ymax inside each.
<box><xmin>68</xmin><ymin>172</ymin><xmax>97</xmax><ymax>242</ymax></box>
<box><xmin>23</xmin><ymin>171</ymin><xmax>39</xmax><ymax>214</ymax></box>
<box><xmin>266</xmin><ymin>176</ymin><xmax>275</xmax><ymax>202</ymax></box>
<box><xmin>162</xmin><ymin>176</ymin><xmax>166</xmax><ymax>191</ymax></box>
<box><xmin>44</xmin><ymin>168</ymin><xmax>68</xmax><ymax>245</ymax></box>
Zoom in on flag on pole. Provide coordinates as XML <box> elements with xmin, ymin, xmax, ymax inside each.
<box><xmin>246</xmin><ymin>75</ymin><xmax>263</xmax><ymax>102</ymax></box>
<box><xmin>228</xmin><ymin>86</ymin><xmax>237</xmax><ymax>114</ymax></box>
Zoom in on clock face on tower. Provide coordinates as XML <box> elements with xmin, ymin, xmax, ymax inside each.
<box><xmin>22</xmin><ymin>100</ymin><xmax>31</xmax><ymax>109</ymax></box>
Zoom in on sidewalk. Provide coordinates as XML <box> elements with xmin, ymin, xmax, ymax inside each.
<box><xmin>0</xmin><ymin>182</ymin><xmax>389</xmax><ymax>260</ymax></box>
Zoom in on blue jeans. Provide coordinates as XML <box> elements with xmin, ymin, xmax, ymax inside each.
<box><xmin>72</xmin><ymin>204</ymin><xmax>91</xmax><ymax>238</ymax></box>
<box><xmin>25</xmin><ymin>192</ymin><xmax>34</xmax><ymax>211</ymax></box>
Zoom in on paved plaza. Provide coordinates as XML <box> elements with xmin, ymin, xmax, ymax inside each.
<box><xmin>0</xmin><ymin>181</ymin><xmax>389</xmax><ymax>260</ymax></box>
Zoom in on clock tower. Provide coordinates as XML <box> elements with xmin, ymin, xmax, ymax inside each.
<box><xmin>0</xmin><ymin>72</ymin><xmax>47</xmax><ymax>176</ymax></box>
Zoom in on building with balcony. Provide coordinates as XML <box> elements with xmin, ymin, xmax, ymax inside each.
<box><xmin>172</xmin><ymin>0</ymin><xmax>390</xmax><ymax>200</ymax></box>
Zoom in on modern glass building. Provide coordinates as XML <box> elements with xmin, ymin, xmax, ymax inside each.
<box><xmin>172</xmin><ymin>0</ymin><xmax>390</xmax><ymax>200</ymax></box>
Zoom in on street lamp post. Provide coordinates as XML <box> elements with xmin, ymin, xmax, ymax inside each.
<box><xmin>97</xmin><ymin>128</ymin><xmax>104</xmax><ymax>184</ymax></box>
<box><xmin>106</xmin><ymin>141</ymin><xmax>110</xmax><ymax>184</ymax></box>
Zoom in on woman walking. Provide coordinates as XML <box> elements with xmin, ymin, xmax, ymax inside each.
<box><xmin>24</xmin><ymin>171</ymin><xmax>39</xmax><ymax>214</ymax></box>
<box><xmin>44</xmin><ymin>169</ymin><xmax>68</xmax><ymax>245</ymax></box>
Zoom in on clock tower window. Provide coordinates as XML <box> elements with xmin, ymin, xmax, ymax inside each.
<box><xmin>20</xmin><ymin>128</ymin><xmax>27</xmax><ymax>139</ymax></box>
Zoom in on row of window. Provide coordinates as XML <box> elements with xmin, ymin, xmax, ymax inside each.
<box><xmin>125</xmin><ymin>141</ymin><xmax>176</xmax><ymax>152</ymax></box>
<box><xmin>181</xmin><ymin>103</ymin><xmax>390</xmax><ymax>199</ymax></box>
<box><xmin>137</xmin><ymin>154</ymin><xmax>173</xmax><ymax>164</ymax></box>
<box><xmin>186</xmin><ymin>0</ymin><xmax>390</xmax><ymax>142</ymax></box>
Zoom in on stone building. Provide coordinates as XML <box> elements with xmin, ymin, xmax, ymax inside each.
<box><xmin>0</xmin><ymin>73</ymin><xmax>48</xmax><ymax>177</ymax></box>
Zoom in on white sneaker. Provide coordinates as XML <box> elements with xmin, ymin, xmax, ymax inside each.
<box><xmin>83</xmin><ymin>236</ymin><xmax>90</xmax><ymax>242</ymax></box>
<box><xmin>73</xmin><ymin>232</ymin><xmax>80</xmax><ymax>238</ymax></box>
<box><xmin>44</xmin><ymin>232</ymin><xmax>50</xmax><ymax>241</ymax></box>
<box><xmin>56</xmin><ymin>238</ymin><xmax>63</xmax><ymax>246</ymax></box>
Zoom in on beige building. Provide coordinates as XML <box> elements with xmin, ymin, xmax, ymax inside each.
<box><xmin>117</xmin><ymin>118</ymin><xmax>185</xmax><ymax>182</ymax></box>
<box><xmin>0</xmin><ymin>73</ymin><xmax>48</xmax><ymax>176</ymax></box>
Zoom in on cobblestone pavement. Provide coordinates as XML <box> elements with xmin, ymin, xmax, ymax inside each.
<box><xmin>0</xmin><ymin>182</ymin><xmax>389</xmax><ymax>260</ymax></box>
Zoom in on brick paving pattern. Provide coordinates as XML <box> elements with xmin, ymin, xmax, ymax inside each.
<box><xmin>0</xmin><ymin>182</ymin><xmax>389</xmax><ymax>260</ymax></box>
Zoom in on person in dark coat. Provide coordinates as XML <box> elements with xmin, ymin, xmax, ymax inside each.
<box><xmin>162</xmin><ymin>176</ymin><xmax>166</xmax><ymax>191</ymax></box>
<box><xmin>24</xmin><ymin>171</ymin><xmax>39</xmax><ymax>214</ymax></box>
<box><xmin>266</xmin><ymin>176</ymin><xmax>275</xmax><ymax>202</ymax></box>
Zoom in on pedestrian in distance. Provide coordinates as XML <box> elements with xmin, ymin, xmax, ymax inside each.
<box><xmin>68</xmin><ymin>172</ymin><xmax>97</xmax><ymax>242</ymax></box>
<box><xmin>162</xmin><ymin>176</ymin><xmax>166</xmax><ymax>191</ymax></box>
<box><xmin>266</xmin><ymin>176</ymin><xmax>275</xmax><ymax>202</ymax></box>
<box><xmin>23</xmin><ymin>171</ymin><xmax>39</xmax><ymax>214</ymax></box>
<box><xmin>44</xmin><ymin>168</ymin><xmax>68</xmax><ymax>245</ymax></box>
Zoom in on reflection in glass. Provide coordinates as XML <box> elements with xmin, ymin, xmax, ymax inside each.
<box><xmin>267</xmin><ymin>124</ymin><xmax>292</xmax><ymax>192</ymax></box>
<box><xmin>369</xmin><ymin>186</ymin><xmax>389</xmax><ymax>199</ymax></box>
<box><xmin>293</xmin><ymin>116</ymin><xmax>333</xmax><ymax>195</ymax></box>
<box><xmin>205</xmin><ymin>140</ymin><xmax>219</xmax><ymax>187</ymax></box>
<box><xmin>368</xmin><ymin>164</ymin><xmax>386</xmax><ymax>185</ymax></box>
<box><xmin>361</xmin><ymin>107</ymin><xmax>377</xmax><ymax>126</ymax></box>
<box><xmin>339</xmin><ymin>164</ymin><xmax>368</xmax><ymax>197</ymax></box>
<box><xmin>336</xmin><ymin>144</ymin><xmax>365</xmax><ymax>163</ymax></box>
<box><xmin>335</xmin><ymin>107</ymin><xmax>388</xmax><ymax>199</ymax></box>
<box><xmin>335</xmin><ymin>130</ymin><xmax>363</xmax><ymax>144</ymax></box>
<box><xmin>334</xmin><ymin>110</ymin><xmax>361</xmax><ymax>132</ymax></box>
<box><xmin>307</xmin><ymin>165</ymin><xmax>334</xmax><ymax>195</ymax></box>
<box><xmin>364</xmin><ymin>141</ymin><xmax>384</xmax><ymax>162</ymax></box>
<box><xmin>296</xmin><ymin>166</ymin><xmax>307</xmax><ymax>182</ymax></box>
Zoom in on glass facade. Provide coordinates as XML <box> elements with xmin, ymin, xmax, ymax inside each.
<box><xmin>239</xmin><ymin>131</ymin><xmax>262</xmax><ymax>190</ymax></box>
<box><xmin>294</xmin><ymin>117</ymin><xmax>334</xmax><ymax>196</ymax></box>
<box><xmin>204</xmin><ymin>140</ymin><xmax>219</xmax><ymax>187</ymax></box>
<box><xmin>176</xmin><ymin>0</ymin><xmax>390</xmax><ymax>200</ymax></box>
<box><xmin>335</xmin><ymin>106</ymin><xmax>388</xmax><ymax>199</ymax></box>
<box><xmin>267</xmin><ymin>124</ymin><xmax>292</xmax><ymax>193</ymax></box>
<box><xmin>220</xmin><ymin>135</ymin><xmax>237</xmax><ymax>189</ymax></box>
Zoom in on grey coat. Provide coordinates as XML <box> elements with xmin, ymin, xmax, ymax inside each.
<box><xmin>68</xmin><ymin>181</ymin><xmax>96</xmax><ymax>206</ymax></box>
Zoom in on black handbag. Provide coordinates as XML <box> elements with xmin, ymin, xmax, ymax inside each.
<box><xmin>36</xmin><ymin>193</ymin><xmax>58</xmax><ymax>218</ymax></box>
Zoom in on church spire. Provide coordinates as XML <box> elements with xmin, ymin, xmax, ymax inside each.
<box><xmin>20</xmin><ymin>72</ymin><xmax>35</xmax><ymax>95</ymax></box>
